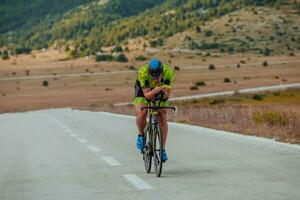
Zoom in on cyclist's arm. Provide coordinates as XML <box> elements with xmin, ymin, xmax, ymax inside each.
<box><xmin>143</xmin><ymin>87</ymin><xmax>161</xmax><ymax>100</ymax></box>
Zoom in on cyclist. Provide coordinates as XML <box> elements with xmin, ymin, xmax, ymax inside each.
<box><xmin>134</xmin><ymin>59</ymin><xmax>174</xmax><ymax>162</ymax></box>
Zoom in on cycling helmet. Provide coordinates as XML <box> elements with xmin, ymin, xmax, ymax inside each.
<box><xmin>148</xmin><ymin>59</ymin><xmax>163</xmax><ymax>78</ymax></box>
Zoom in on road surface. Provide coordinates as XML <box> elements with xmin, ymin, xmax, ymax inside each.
<box><xmin>0</xmin><ymin>109</ymin><xmax>299</xmax><ymax>200</ymax></box>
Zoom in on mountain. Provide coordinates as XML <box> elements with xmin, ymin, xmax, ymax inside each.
<box><xmin>0</xmin><ymin>0</ymin><xmax>94</xmax><ymax>33</ymax></box>
<box><xmin>0</xmin><ymin>0</ymin><xmax>299</xmax><ymax>57</ymax></box>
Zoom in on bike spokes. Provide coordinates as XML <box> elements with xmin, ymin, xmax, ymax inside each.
<box><xmin>153</xmin><ymin>126</ymin><xmax>163</xmax><ymax>177</ymax></box>
<box><xmin>143</xmin><ymin>124</ymin><xmax>152</xmax><ymax>173</ymax></box>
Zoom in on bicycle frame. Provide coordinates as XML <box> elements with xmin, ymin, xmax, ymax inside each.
<box><xmin>141</xmin><ymin>95</ymin><xmax>176</xmax><ymax>177</ymax></box>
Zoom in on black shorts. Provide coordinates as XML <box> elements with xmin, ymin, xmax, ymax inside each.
<box><xmin>134</xmin><ymin>80</ymin><xmax>145</xmax><ymax>98</ymax></box>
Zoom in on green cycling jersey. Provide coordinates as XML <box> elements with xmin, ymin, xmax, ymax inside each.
<box><xmin>138</xmin><ymin>64</ymin><xmax>174</xmax><ymax>89</ymax></box>
<box><xmin>134</xmin><ymin>64</ymin><xmax>174</xmax><ymax>106</ymax></box>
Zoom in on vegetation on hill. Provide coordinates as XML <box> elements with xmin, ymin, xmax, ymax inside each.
<box><xmin>1</xmin><ymin>0</ymin><xmax>299</xmax><ymax>58</ymax></box>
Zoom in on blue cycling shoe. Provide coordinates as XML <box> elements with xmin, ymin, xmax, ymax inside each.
<box><xmin>136</xmin><ymin>135</ymin><xmax>144</xmax><ymax>150</ymax></box>
<box><xmin>162</xmin><ymin>150</ymin><xmax>168</xmax><ymax>162</ymax></box>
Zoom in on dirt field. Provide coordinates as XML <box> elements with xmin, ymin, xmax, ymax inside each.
<box><xmin>0</xmin><ymin>49</ymin><xmax>300</xmax><ymax>113</ymax></box>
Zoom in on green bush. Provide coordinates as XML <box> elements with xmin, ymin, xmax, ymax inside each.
<box><xmin>205</xmin><ymin>30</ymin><xmax>214</xmax><ymax>37</ymax></box>
<box><xmin>129</xmin><ymin>66</ymin><xmax>136</xmax><ymax>70</ymax></box>
<box><xmin>195</xmin><ymin>81</ymin><xmax>206</xmax><ymax>86</ymax></box>
<box><xmin>95</xmin><ymin>54</ymin><xmax>114</xmax><ymax>62</ymax></box>
<box><xmin>253</xmin><ymin>94</ymin><xmax>263</xmax><ymax>100</ymax></box>
<box><xmin>262</xmin><ymin>61</ymin><xmax>268</xmax><ymax>67</ymax></box>
<box><xmin>135</xmin><ymin>55</ymin><xmax>147</xmax><ymax>61</ymax></box>
<box><xmin>190</xmin><ymin>85</ymin><xmax>198</xmax><ymax>90</ymax></box>
<box><xmin>209</xmin><ymin>98</ymin><xmax>225</xmax><ymax>105</ymax></box>
<box><xmin>150</xmin><ymin>38</ymin><xmax>164</xmax><ymax>47</ymax></box>
<box><xmin>174</xmin><ymin>66</ymin><xmax>180</xmax><ymax>71</ymax></box>
<box><xmin>42</xmin><ymin>80</ymin><xmax>49</xmax><ymax>87</ymax></box>
<box><xmin>14</xmin><ymin>47</ymin><xmax>32</xmax><ymax>55</ymax></box>
<box><xmin>224</xmin><ymin>78</ymin><xmax>231</xmax><ymax>83</ymax></box>
<box><xmin>260</xmin><ymin>48</ymin><xmax>272</xmax><ymax>56</ymax></box>
<box><xmin>208</xmin><ymin>64</ymin><xmax>215</xmax><ymax>70</ymax></box>
<box><xmin>1</xmin><ymin>50</ymin><xmax>9</xmax><ymax>60</ymax></box>
<box><xmin>111</xmin><ymin>45</ymin><xmax>123</xmax><ymax>53</ymax></box>
<box><xmin>253</xmin><ymin>111</ymin><xmax>289</xmax><ymax>126</ymax></box>
<box><xmin>115</xmin><ymin>53</ymin><xmax>128</xmax><ymax>62</ymax></box>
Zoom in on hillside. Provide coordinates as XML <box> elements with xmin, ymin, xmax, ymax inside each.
<box><xmin>0</xmin><ymin>0</ymin><xmax>299</xmax><ymax>57</ymax></box>
<box><xmin>0</xmin><ymin>0</ymin><xmax>94</xmax><ymax>33</ymax></box>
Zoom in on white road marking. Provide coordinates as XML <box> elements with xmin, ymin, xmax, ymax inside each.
<box><xmin>87</xmin><ymin>145</ymin><xmax>102</xmax><ymax>152</ymax></box>
<box><xmin>101</xmin><ymin>156</ymin><xmax>121</xmax><ymax>166</ymax></box>
<box><xmin>70</xmin><ymin>133</ymin><xmax>78</xmax><ymax>138</ymax></box>
<box><xmin>77</xmin><ymin>138</ymin><xmax>88</xmax><ymax>143</ymax></box>
<box><xmin>123</xmin><ymin>174</ymin><xmax>153</xmax><ymax>190</ymax></box>
<box><xmin>65</xmin><ymin>129</ymin><xmax>72</xmax><ymax>133</ymax></box>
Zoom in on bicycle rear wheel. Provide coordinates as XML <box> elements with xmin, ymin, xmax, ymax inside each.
<box><xmin>143</xmin><ymin>123</ymin><xmax>152</xmax><ymax>173</ymax></box>
<box><xmin>153</xmin><ymin>125</ymin><xmax>163</xmax><ymax>177</ymax></box>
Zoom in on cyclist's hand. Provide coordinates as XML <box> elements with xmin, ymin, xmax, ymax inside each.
<box><xmin>153</xmin><ymin>86</ymin><xmax>162</xmax><ymax>94</ymax></box>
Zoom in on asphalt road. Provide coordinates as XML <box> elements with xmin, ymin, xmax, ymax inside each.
<box><xmin>0</xmin><ymin>109</ymin><xmax>299</xmax><ymax>200</ymax></box>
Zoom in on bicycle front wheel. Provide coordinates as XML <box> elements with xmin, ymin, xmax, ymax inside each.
<box><xmin>143</xmin><ymin>123</ymin><xmax>152</xmax><ymax>173</ymax></box>
<box><xmin>153</xmin><ymin>125</ymin><xmax>163</xmax><ymax>177</ymax></box>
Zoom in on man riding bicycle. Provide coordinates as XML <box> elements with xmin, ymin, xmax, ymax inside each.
<box><xmin>134</xmin><ymin>59</ymin><xmax>174</xmax><ymax>162</ymax></box>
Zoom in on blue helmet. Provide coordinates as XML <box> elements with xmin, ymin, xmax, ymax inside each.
<box><xmin>148</xmin><ymin>59</ymin><xmax>163</xmax><ymax>78</ymax></box>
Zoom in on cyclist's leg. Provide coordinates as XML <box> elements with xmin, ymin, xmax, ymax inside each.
<box><xmin>135</xmin><ymin>103</ymin><xmax>148</xmax><ymax>135</ymax></box>
<box><xmin>158</xmin><ymin>108</ymin><xmax>168</xmax><ymax>149</ymax></box>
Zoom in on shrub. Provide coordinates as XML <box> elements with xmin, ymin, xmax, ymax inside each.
<box><xmin>240</xmin><ymin>60</ymin><xmax>246</xmax><ymax>64</ymax></box>
<box><xmin>253</xmin><ymin>94</ymin><xmax>263</xmax><ymax>100</ymax></box>
<box><xmin>25</xmin><ymin>70</ymin><xmax>30</xmax><ymax>76</ymax></box>
<box><xmin>135</xmin><ymin>55</ymin><xmax>147</xmax><ymax>61</ymax></box>
<box><xmin>95</xmin><ymin>54</ymin><xmax>113</xmax><ymax>62</ymax></box>
<box><xmin>174</xmin><ymin>66</ymin><xmax>180</xmax><ymax>71</ymax></box>
<box><xmin>253</xmin><ymin>111</ymin><xmax>289</xmax><ymax>126</ymax></box>
<box><xmin>209</xmin><ymin>98</ymin><xmax>225</xmax><ymax>105</ymax></box>
<box><xmin>14</xmin><ymin>47</ymin><xmax>32</xmax><ymax>55</ymax></box>
<box><xmin>129</xmin><ymin>66</ymin><xmax>136</xmax><ymax>70</ymax></box>
<box><xmin>260</xmin><ymin>48</ymin><xmax>272</xmax><ymax>56</ymax></box>
<box><xmin>228</xmin><ymin>47</ymin><xmax>234</xmax><ymax>53</ymax></box>
<box><xmin>42</xmin><ymin>80</ymin><xmax>49</xmax><ymax>87</ymax></box>
<box><xmin>237</xmin><ymin>64</ymin><xmax>241</xmax><ymax>68</ymax></box>
<box><xmin>224</xmin><ymin>78</ymin><xmax>231</xmax><ymax>83</ymax></box>
<box><xmin>190</xmin><ymin>86</ymin><xmax>199</xmax><ymax>90</ymax></box>
<box><xmin>208</xmin><ymin>64</ymin><xmax>215</xmax><ymax>70</ymax></box>
<box><xmin>262</xmin><ymin>61</ymin><xmax>268</xmax><ymax>67</ymax></box>
<box><xmin>2</xmin><ymin>50</ymin><xmax>9</xmax><ymax>60</ymax></box>
<box><xmin>289</xmin><ymin>52</ymin><xmax>295</xmax><ymax>56</ymax></box>
<box><xmin>115</xmin><ymin>54</ymin><xmax>128</xmax><ymax>62</ymax></box>
<box><xmin>111</xmin><ymin>45</ymin><xmax>123</xmax><ymax>53</ymax></box>
<box><xmin>195</xmin><ymin>81</ymin><xmax>206</xmax><ymax>86</ymax></box>
<box><xmin>150</xmin><ymin>38</ymin><xmax>164</xmax><ymax>47</ymax></box>
<box><xmin>205</xmin><ymin>30</ymin><xmax>214</xmax><ymax>37</ymax></box>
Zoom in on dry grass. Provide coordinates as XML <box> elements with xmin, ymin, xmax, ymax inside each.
<box><xmin>97</xmin><ymin>89</ymin><xmax>300</xmax><ymax>144</ymax></box>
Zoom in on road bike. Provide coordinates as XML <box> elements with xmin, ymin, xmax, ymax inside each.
<box><xmin>141</xmin><ymin>92</ymin><xmax>176</xmax><ymax>177</ymax></box>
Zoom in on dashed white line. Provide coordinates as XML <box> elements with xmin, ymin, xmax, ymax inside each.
<box><xmin>123</xmin><ymin>174</ymin><xmax>153</xmax><ymax>190</ymax></box>
<box><xmin>77</xmin><ymin>138</ymin><xmax>88</xmax><ymax>143</ymax></box>
<box><xmin>70</xmin><ymin>133</ymin><xmax>78</xmax><ymax>138</ymax></box>
<box><xmin>102</xmin><ymin>156</ymin><xmax>122</xmax><ymax>166</ymax></box>
<box><xmin>65</xmin><ymin>129</ymin><xmax>72</xmax><ymax>133</ymax></box>
<box><xmin>87</xmin><ymin>145</ymin><xmax>102</xmax><ymax>152</ymax></box>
